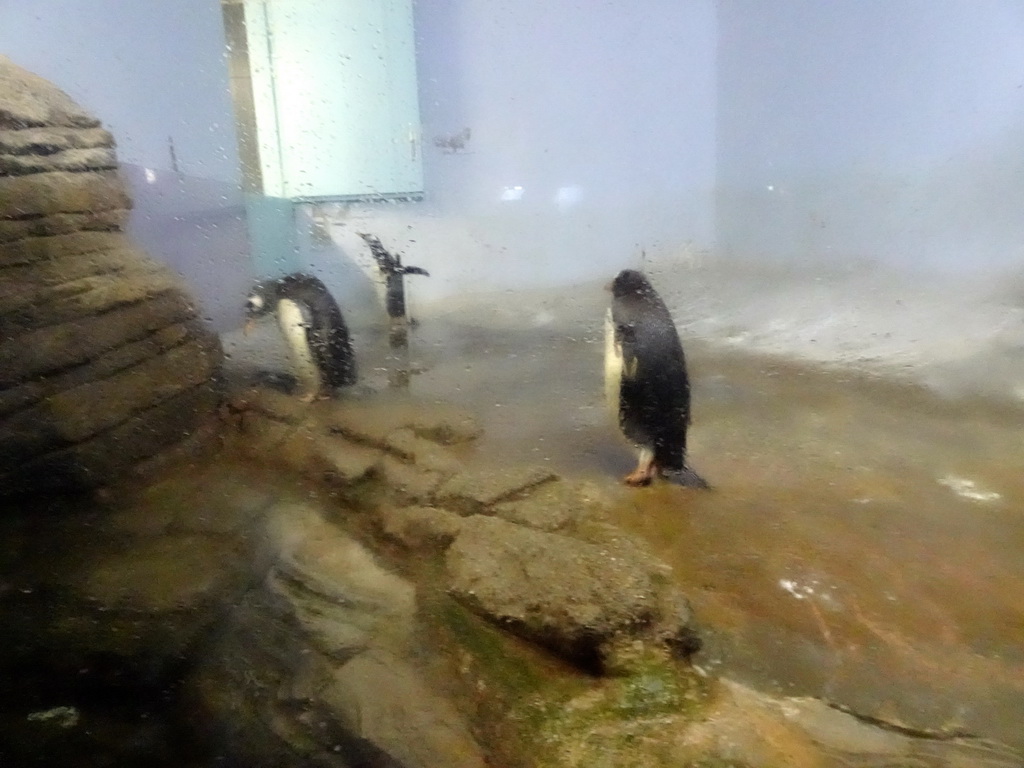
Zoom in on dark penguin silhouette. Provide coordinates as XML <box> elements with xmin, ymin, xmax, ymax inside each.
<box><xmin>605</xmin><ymin>269</ymin><xmax>708</xmax><ymax>488</ymax></box>
<box><xmin>357</xmin><ymin>232</ymin><xmax>430</xmax><ymax>321</ymax></box>
<box><xmin>246</xmin><ymin>273</ymin><xmax>357</xmax><ymax>400</ymax></box>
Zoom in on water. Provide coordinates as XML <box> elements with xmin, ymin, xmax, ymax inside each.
<box><xmin>331</xmin><ymin>294</ymin><xmax>1024</xmax><ymax>749</ymax></box>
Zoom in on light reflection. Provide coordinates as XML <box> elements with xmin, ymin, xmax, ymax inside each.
<box><xmin>500</xmin><ymin>185</ymin><xmax>524</xmax><ymax>202</ymax></box>
<box><xmin>554</xmin><ymin>184</ymin><xmax>582</xmax><ymax>209</ymax></box>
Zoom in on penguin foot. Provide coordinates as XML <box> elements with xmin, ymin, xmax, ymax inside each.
<box><xmin>623</xmin><ymin>452</ymin><xmax>657</xmax><ymax>486</ymax></box>
<box><xmin>623</xmin><ymin>471</ymin><xmax>653</xmax><ymax>487</ymax></box>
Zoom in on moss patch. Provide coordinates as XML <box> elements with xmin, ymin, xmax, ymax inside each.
<box><xmin>427</xmin><ymin>596</ymin><xmax>718</xmax><ymax>768</ymax></box>
<box><xmin>528</xmin><ymin>650</ymin><xmax>713</xmax><ymax>768</ymax></box>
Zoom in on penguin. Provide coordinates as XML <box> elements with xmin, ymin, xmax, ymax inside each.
<box><xmin>605</xmin><ymin>269</ymin><xmax>708</xmax><ymax>488</ymax></box>
<box><xmin>245</xmin><ymin>273</ymin><xmax>357</xmax><ymax>400</ymax></box>
<box><xmin>356</xmin><ymin>232</ymin><xmax>430</xmax><ymax>321</ymax></box>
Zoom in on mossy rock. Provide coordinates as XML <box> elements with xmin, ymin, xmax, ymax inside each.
<box><xmin>428</xmin><ymin>596</ymin><xmax>717</xmax><ymax>768</ymax></box>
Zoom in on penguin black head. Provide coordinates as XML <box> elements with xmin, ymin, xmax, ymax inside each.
<box><xmin>610</xmin><ymin>269</ymin><xmax>655</xmax><ymax>300</ymax></box>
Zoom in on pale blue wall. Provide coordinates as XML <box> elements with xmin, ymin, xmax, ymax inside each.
<box><xmin>244</xmin><ymin>0</ymin><xmax>423</xmax><ymax>199</ymax></box>
<box><xmin>7</xmin><ymin>1</ymin><xmax>1023</xmax><ymax>288</ymax></box>
<box><xmin>1</xmin><ymin>0</ymin><xmax>241</xmax><ymax>183</ymax></box>
<box><xmin>0</xmin><ymin>0</ymin><xmax>252</xmax><ymax>330</ymax></box>
<box><xmin>416</xmin><ymin>0</ymin><xmax>717</xmax><ymax>228</ymax></box>
<box><xmin>0</xmin><ymin>0</ymin><xmax>719</xmax><ymax>315</ymax></box>
<box><xmin>326</xmin><ymin>0</ymin><xmax>719</xmax><ymax>302</ymax></box>
<box><xmin>716</xmin><ymin>0</ymin><xmax>1024</xmax><ymax>274</ymax></box>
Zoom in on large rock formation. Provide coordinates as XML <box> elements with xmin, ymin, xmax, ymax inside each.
<box><xmin>232</xmin><ymin>387</ymin><xmax>703</xmax><ymax>673</ymax></box>
<box><xmin>0</xmin><ymin>57</ymin><xmax>222</xmax><ymax>495</ymax></box>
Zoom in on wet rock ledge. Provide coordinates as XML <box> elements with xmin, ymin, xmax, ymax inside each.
<box><xmin>229</xmin><ymin>387</ymin><xmax>703</xmax><ymax>674</ymax></box>
<box><xmin>3</xmin><ymin>386</ymin><xmax>1020</xmax><ymax>768</ymax></box>
<box><xmin>0</xmin><ymin>55</ymin><xmax>222</xmax><ymax>497</ymax></box>
<box><xmin>214</xmin><ymin>387</ymin><xmax>1018</xmax><ymax>768</ymax></box>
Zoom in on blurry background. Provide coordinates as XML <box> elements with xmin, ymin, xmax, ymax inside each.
<box><xmin>1</xmin><ymin>0</ymin><xmax>1022</xmax><ymax>398</ymax></box>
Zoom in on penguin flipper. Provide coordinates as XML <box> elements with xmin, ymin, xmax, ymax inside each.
<box><xmin>614</xmin><ymin>322</ymin><xmax>640</xmax><ymax>381</ymax></box>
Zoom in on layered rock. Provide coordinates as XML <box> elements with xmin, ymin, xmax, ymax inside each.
<box><xmin>1</xmin><ymin>453</ymin><xmax>487</xmax><ymax>768</ymax></box>
<box><xmin>190</xmin><ymin>503</ymin><xmax>486</xmax><ymax>768</ymax></box>
<box><xmin>446</xmin><ymin>515</ymin><xmax>701</xmax><ymax>671</ymax></box>
<box><xmin>232</xmin><ymin>386</ymin><xmax>702</xmax><ymax>673</ymax></box>
<box><xmin>7</xmin><ymin>384</ymin><xmax>1018</xmax><ymax>768</ymax></box>
<box><xmin>0</xmin><ymin>56</ymin><xmax>222</xmax><ymax>495</ymax></box>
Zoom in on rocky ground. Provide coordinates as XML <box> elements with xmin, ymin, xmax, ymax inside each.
<box><xmin>2</xmin><ymin>385</ymin><xmax>1019</xmax><ymax>767</ymax></box>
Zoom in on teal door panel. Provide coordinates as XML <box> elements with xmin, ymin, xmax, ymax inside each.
<box><xmin>244</xmin><ymin>0</ymin><xmax>423</xmax><ymax>200</ymax></box>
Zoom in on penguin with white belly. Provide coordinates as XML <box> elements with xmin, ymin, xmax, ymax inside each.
<box><xmin>246</xmin><ymin>273</ymin><xmax>357</xmax><ymax>400</ymax></box>
<box><xmin>605</xmin><ymin>269</ymin><xmax>708</xmax><ymax>488</ymax></box>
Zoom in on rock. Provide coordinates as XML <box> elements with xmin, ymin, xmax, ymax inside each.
<box><xmin>262</xmin><ymin>423</ymin><xmax>382</xmax><ymax>485</ymax></box>
<box><xmin>436</xmin><ymin>465</ymin><xmax>559</xmax><ymax>514</ymax></box>
<box><xmin>7</xmin><ymin>382</ymin><xmax>220</xmax><ymax>494</ymax></box>
<box><xmin>188</xmin><ymin>502</ymin><xmax>486</xmax><ymax>768</ymax></box>
<box><xmin>0</xmin><ymin>58</ymin><xmax>100</xmax><ymax>128</ymax></box>
<box><xmin>39</xmin><ymin>340</ymin><xmax>219</xmax><ymax>442</ymax></box>
<box><xmin>0</xmin><ymin>145</ymin><xmax>117</xmax><ymax>175</ymax></box>
<box><xmin>378</xmin><ymin>504</ymin><xmax>464</xmax><ymax>550</ymax></box>
<box><xmin>229</xmin><ymin>387</ymin><xmax>479</xmax><ymax>494</ymax></box>
<box><xmin>323</xmin><ymin>650</ymin><xmax>486</xmax><ymax>768</ymax></box>
<box><xmin>384</xmin><ymin>427</ymin><xmax>463</xmax><ymax>474</ymax></box>
<box><xmin>80</xmin><ymin>534</ymin><xmax>249</xmax><ymax>614</ymax></box>
<box><xmin>99</xmin><ymin>470</ymin><xmax>274</xmax><ymax>538</ymax></box>
<box><xmin>381</xmin><ymin>426</ymin><xmax>418</xmax><ymax>460</ymax></box>
<box><xmin>0</xmin><ymin>209</ymin><xmax>128</xmax><ymax>241</ymax></box>
<box><xmin>185</xmin><ymin>589</ymin><xmax>332</xmax><ymax>766</ymax></box>
<box><xmin>306</xmin><ymin>433</ymin><xmax>382</xmax><ymax>485</ymax></box>
<box><xmin>237</xmin><ymin>411</ymin><xmax>379</xmax><ymax>490</ymax></box>
<box><xmin>10</xmin><ymin>530</ymin><xmax>256</xmax><ymax>679</ymax></box>
<box><xmin>0</xmin><ymin>126</ymin><xmax>113</xmax><ymax>156</ymax></box>
<box><xmin>491</xmin><ymin>479</ymin><xmax>606</xmax><ymax>532</ymax></box>
<box><xmin>0</xmin><ymin>56</ymin><xmax>222</xmax><ymax>496</ymax></box>
<box><xmin>377</xmin><ymin>454</ymin><xmax>446</xmax><ymax>501</ymax></box>
<box><xmin>238</xmin><ymin>410</ymin><xmax>294</xmax><ymax>450</ymax></box>
<box><xmin>406</xmin><ymin>405</ymin><xmax>483</xmax><ymax>445</ymax></box>
<box><xmin>0</xmin><ymin>168</ymin><xmax>130</xmax><ymax>217</ymax></box>
<box><xmin>321</xmin><ymin>399</ymin><xmax>427</xmax><ymax>447</ymax></box>
<box><xmin>0</xmin><ymin>230</ymin><xmax>123</xmax><ymax>267</ymax></box>
<box><xmin>265</xmin><ymin>571</ymin><xmax>372</xmax><ymax>662</ymax></box>
<box><xmin>272</xmin><ymin>511</ymin><xmax>416</xmax><ymax>630</ymax></box>
<box><xmin>321</xmin><ymin>397</ymin><xmax>482</xmax><ymax>450</ymax></box>
<box><xmin>0</xmin><ymin>323</ymin><xmax>192</xmax><ymax>418</ymax></box>
<box><xmin>680</xmin><ymin>679</ymin><xmax>1024</xmax><ymax>768</ymax></box>
<box><xmin>0</xmin><ymin>461</ymin><xmax>286</xmax><ymax>688</ymax></box>
<box><xmin>445</xmin><ymin>515</ymin><xmax>699</xmax><ymax>668</ymax></box>
<box><xmin>0</xmin><ymin>290</ymin><xmax>200</xmax><ymax>386</ymax></box>
<box><xmin>231</xmin><ymin>386</ymin><xmax>310</xmax><ymax>425</ymax></box>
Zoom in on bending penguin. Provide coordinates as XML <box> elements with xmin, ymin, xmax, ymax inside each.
<box><xmin>605</xmin><ymin>269</ymin><xmax>708</xmax><ymax>488</ymax></box>
<box><xmin>246</xmin><ymin>273</ymin><xmax>357</xmax><ymax>401</ymax></box>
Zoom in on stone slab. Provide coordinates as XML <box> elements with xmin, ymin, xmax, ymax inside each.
<box><xmin>435</xmin><ymin>464</ymin><xmax>559</xmax><ymax>513</ymax></box>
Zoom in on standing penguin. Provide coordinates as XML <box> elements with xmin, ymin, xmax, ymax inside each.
<box><xmin>246</xmin><ymin>273</ymin><xmax>357</xmax><ymax>400</ymax></box>
<box><xmin>605</xmin><ymin>269</ymin><xmax>708</xmax><ymax>488</ymax></box>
